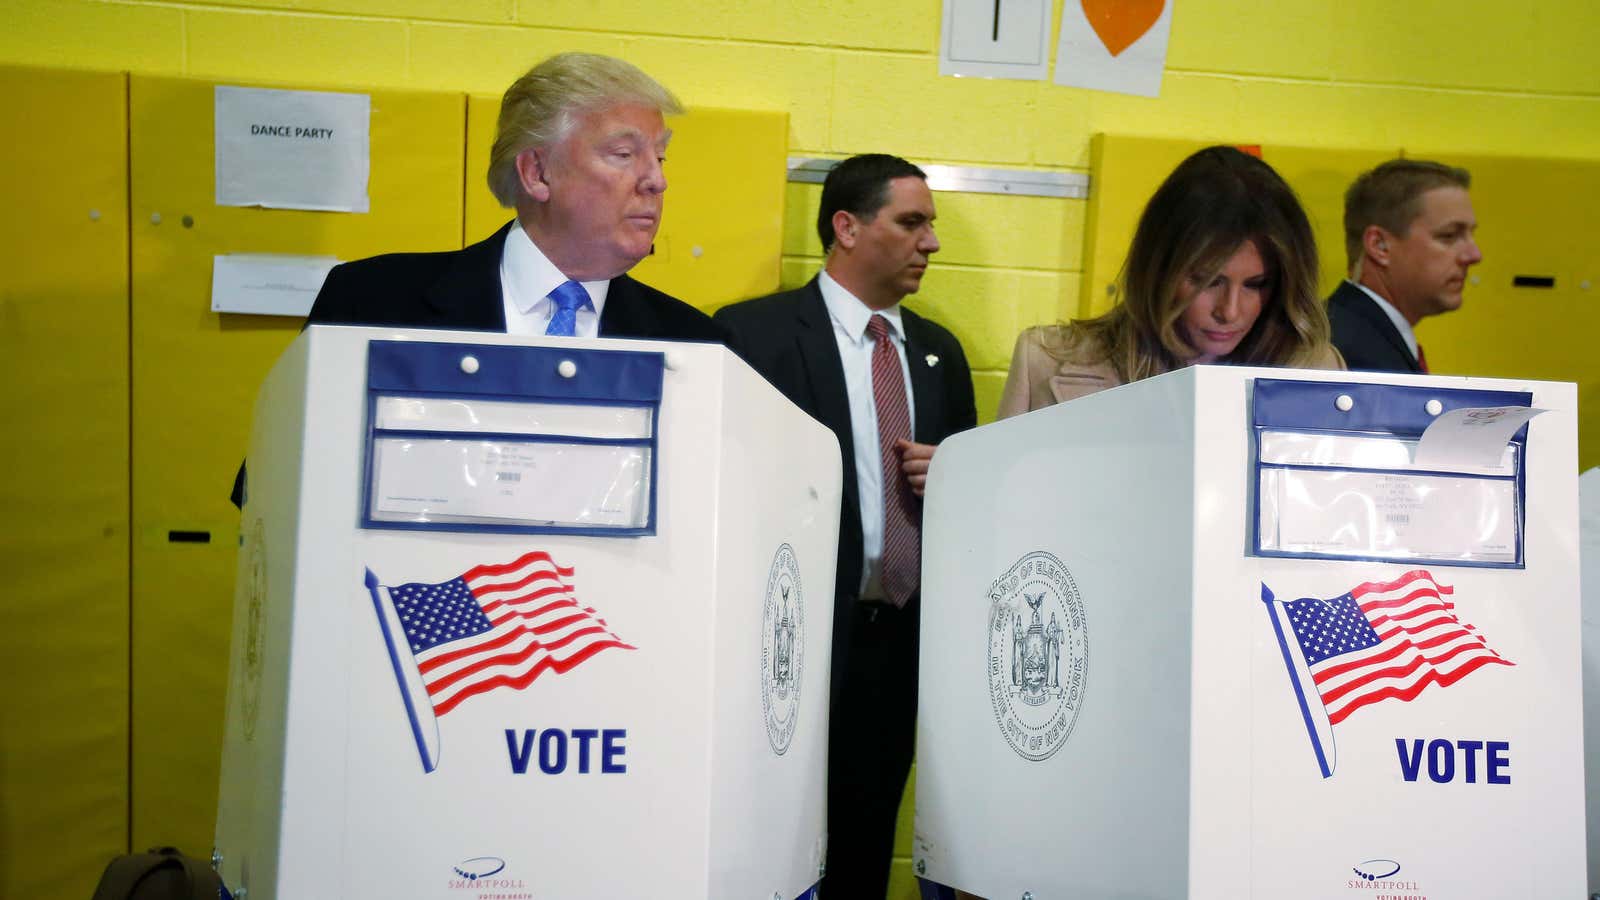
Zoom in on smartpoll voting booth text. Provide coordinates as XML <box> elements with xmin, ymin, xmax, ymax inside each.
<box><xmin>914</xmin><ymin>366</ymin><xmax>1583</xmax><ymax>899</ymax></box>
<box><xmin>215</xmin><ymin>326</ymin><xmax>841</xmax><ymax>899</ymax></box>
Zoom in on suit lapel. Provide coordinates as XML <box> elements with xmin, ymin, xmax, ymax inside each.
<box><xmin>901</xmin><ymin>310</ymin><xmax>943</xmax><ymax>444</ymax></box>
<box><xmin>423</xmin><ymin>222</ymin><xmax>511</xmax><ymax>331</ymax></box>
<box><xmin>1343</xmin><ymin>283</ymin><xmax>1421</xmax><ymax>373</ymax></box>
<box><xmin>598</xmin><ymin>274</ymin><xmax>647</xmax><ymax>338</ymax></box>
<box><xmin>794</xmin><ymin>281</ymin><xmax>858</xmax><ymax>509</ymax></box>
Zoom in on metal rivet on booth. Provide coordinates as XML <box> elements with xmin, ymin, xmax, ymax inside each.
<box><xmin>691</xmin><ymin>245</ymin><xmax>704</xmax><ymax>258</ymax></box>
<box><xmin>1335</xmin><ymin>394</ymin><xmax>1354</xmax><ymax>412</ymax></box>
<box><xmin>88</xmin><ymin>209</ymin><xmax>101</xmax><ymax>221</ymax></box>
<box><xmin>664</xmin><ymin>350</ymin><xmax>683</xmax><ymax>371</ymax></box>
<box><xmin>212</xmin><ymin>849</ymin><xmax>223</xmax><ymax>868</ymax></box>
<box><xmin>1426</xmin><ymin>399</ymin><xmax>1444</xmax><ymax>416</ymax></box>
<box><xmin>150</xmin><ymin>212</ymin><xmax>162</xmax><ymax>224</ymax></box>
<box><xmin>558</xmin><ymin>359</ymin><xmax>578</xmax><ymax>379</ymax></box>
<box><xmin>459</xmin><ymin>355</ymin><xmax>479</xmax><ymax>375</ymax></box>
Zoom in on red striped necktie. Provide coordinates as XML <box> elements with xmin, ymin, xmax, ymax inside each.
<box><xmin>1415</xmin><ymin>344</ymin><xmax>1430</xmax><ymax>374</ymax></box>
<box><xmin>867</xmin><ymin>314</ymin><xmax>919</xmax><ymax>608</ymax></box>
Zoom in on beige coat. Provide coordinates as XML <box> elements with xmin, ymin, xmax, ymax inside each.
<box><xmin>996</xmin><ymin>324</ymin><xmax>1344</xmax><ymax>420</ymax></box>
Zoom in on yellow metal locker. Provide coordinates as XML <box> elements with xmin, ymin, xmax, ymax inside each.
<box><xmin>0</xmin><ymin>65</ymin><xmax>131</xmax><ymax>900</ymax></box>
<box><xmin>128</xmin><ymin>74</ymin><xmax>466</xmax><ymax>853</ymax></box>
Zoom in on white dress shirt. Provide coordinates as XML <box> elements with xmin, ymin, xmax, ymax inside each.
<box><xmin>499</xmin><ymin>224</ymin><xmax>610</xmax><ymax>337</ymax></box>
<box><xmin>1349</xmin><ymin>280</ymin><xmax>1421</xmax><ymax>363</ymax></box>
<box><xmin>817</xmin><ymin>269</ymin><xmax>917</xmax><ymax>601</ymax></box>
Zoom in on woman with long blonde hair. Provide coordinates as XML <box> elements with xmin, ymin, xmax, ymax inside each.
<box><xmin>998</xmin><ymin>146</ymin><xmax>1342</xmax><ymax>417</ymax></box>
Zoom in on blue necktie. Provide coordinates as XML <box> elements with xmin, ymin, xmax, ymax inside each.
<box><xmin>544</xmin><ymin>280</ymin><xmax>591</xmax><ymax>337</ymax></box>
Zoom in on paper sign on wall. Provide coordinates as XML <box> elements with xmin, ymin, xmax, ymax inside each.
<box><xmin>211</xmin><ymin>254</ymin><xmax>338</xmax><ymax>317</ymax></box>
<box><xmin>939</xmin><ymin>0</ymin><xmax>1052</xmax><ymax>80</ymax></box>
<box><xmin>215</xmin><ymin>85</ymin><xmax>371</xmax><ymax>212</ymax></box>
<box><xmin>1054</xmin><ymin>0</ymin><xmax>1173</xmax><ymax>97</ymax></box>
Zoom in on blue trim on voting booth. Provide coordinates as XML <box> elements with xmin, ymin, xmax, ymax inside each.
<box><xmin>366</xmin><ymin>568</ymin><xmax>440</xmax><ymax>773</ymax></box>
<box><xmin>1263</xmin><ymin>584</ymin><xmax>1333</xmax><ymax>779</ymax></box>
<box><xmin>1248</xmin><ymin>378</ymin><xmax>1531</xmax><ymax>569</ymax></box>
<box><xmin>793</xmin><ymin>883</ymin><xmax>820</xmax><ymax>900</ymax></box>
<box><xmin>917</xmin><ymin>878</ymin><xmax>959</xmax><ymax>899</ymax></box>
<box><xmin>359</xmin><ymin>340</ymin><xmax>666</xmax><ymax>537</ymax></box>
<box><xmin>369</xmin><ymin>428</ymin><xmax>655</xmax><ymax>448</ymax></box>
<box><xmin>1252</xmin><ymin>379</ymin><xmax>1533</xmax><ymax>436</ymax></box>
<box><xmin>367</xmin><ymin>341</ymin><xmax>665</xmax><ymax>403</ymax></box>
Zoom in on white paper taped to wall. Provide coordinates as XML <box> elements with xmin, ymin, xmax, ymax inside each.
<box><xmin>215</xmin><ymin>85</ymin><xmax>371</xmax><ymax>212</ymax></box>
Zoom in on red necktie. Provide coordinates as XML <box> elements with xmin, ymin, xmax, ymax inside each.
<box><xmin>867</xmin><ymin>314</ymin><xmax>919</xmax><ymax>608</ymax></box>
<box><xmin>1416</xmin><ymin>344</ymin><xmax>1430</xmax><ymax>374</ymax></box>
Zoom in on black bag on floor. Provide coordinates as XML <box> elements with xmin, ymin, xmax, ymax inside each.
<box><xmin>91</xmin><ymin>846</ymin><xmax>223</xmax><ymax>900</ymax></box>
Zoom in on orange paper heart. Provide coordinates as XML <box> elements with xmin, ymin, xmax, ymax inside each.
<box><xmin>1081</xmin><ymin>0</ymin><xmax>1166</xmax><ymax>57</ymax></box>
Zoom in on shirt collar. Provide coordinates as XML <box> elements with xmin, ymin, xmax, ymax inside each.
<box><xmin>818</xmin><ymin>269</ymin><xmax>905</xmax><ymax>344</ymax></box>
<box><xmin>500</xmin><ymin>223</ymin><xmax>609</xmax><ymax>317</ymax></box>
<box><xmin>1349</xmin><ymin>280</ymin><xmax>1419</xmax><ymax>359</ymax></box>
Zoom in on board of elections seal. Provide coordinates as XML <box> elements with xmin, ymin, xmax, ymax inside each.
<box><xmin>760</xmin><ymin>543</ymin><xmax>804</xmax><ymax>755</ymax></box>
<box><xmin>987</xmin><ymin>550</ymin><xmax>1087</xmax><ymax>762</ymax></box>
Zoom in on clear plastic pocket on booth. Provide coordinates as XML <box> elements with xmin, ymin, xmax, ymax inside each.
<box><xmin>1252</xmin><ymin>379</ymin><xmax>1533</xmax><ymax>568</ymax></box>
<box><xmin>362</xmin><ymin>342</ymin><xmax>665</xmax><ymax>536</ymax></box>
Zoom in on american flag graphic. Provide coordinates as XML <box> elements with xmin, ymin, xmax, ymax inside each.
<box><xmin>365</xmin><ymin>552</ymin><xmax>633</xmax><ymax>769</ymax></box>
<box><xmin>1263</xmin><ymin>570</ymin><xmax>1512</xmax><ymax>777</ymax></box>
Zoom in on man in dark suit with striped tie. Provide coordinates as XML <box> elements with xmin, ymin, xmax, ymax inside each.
<box><xmin>1327</xmin><ymin>158</ymin><xmax>1482</xmax><ymax>374</ymax></box>
<box><xmin>715</xmin><ymin>154</ymin><xmax>977</xmax><ymax>899</ymax></box>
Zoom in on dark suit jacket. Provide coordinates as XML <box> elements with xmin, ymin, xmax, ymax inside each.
<box><xmin>306</xmin><ymin>221</ymin><xmax>724</xmax><ymax>343</ymax></box>
<box><xmin>714</xmin><ymin>279</ymin><xmax>977</xmax><ymax>701</ymax></box>
<box><xmin>1327</xmin><ymin>280</ymin><xmax>1422</xmax><ymax>374</ymax></box>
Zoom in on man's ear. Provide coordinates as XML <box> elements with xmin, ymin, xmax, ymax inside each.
<box><xmin>1362</xmin><ymin>225</ymin><xmax>1391</xmax><ymax>267</ymax></box>
<box><xmin>832</xmin><ymin>210</ymin><xmax>858</xmax><ymax>250</ymax></box>
<box><xmin>515</xmin><ymin>148</ymin><xmax>552</xmax><ymax>203</ymax></box>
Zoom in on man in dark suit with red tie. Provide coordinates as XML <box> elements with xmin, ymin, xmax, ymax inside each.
<box><xmin>715</xmin><ymin>154</ymin><xmax>976</xmax><ymax>899</ymax></box>
<box><xmin>1327</xmin><ymin>159</ymin><xmax>1483</xmax><ymax>373</ymax></box>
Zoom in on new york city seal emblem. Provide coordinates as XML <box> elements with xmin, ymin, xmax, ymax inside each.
<box><xmin>987</xmin><ymin>550</ymin><xmax>1088</xmax><ymax>761</ymax></box>
<box><xmin>760</xmin><ymin>543</ymin><xmax>804</xmax><ymax>755</ymax></box>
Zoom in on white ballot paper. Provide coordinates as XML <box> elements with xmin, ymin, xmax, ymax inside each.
<box><xmin>1261</xmin><ymin>468</ymin><xmax>1519</xmax><ymax>563</ymax></box>
<box><xmin>1415</xmin><ymin>406</ymin><xmax>1546</xmax><ymax>471</ymax></box>
<box><xmin>1257</xmin><ymin>416</ymin><xmax>1530</xmax><ymax>563</ymax></box>
<box><xmin>211</xmin><ymin>254</ymin><xmax>337</xmax><ymax>316</ymax></box>
<box><xmin>370</xmin><ymin>438</ymin><xmax>650</xmax><ymax>529</ymax></box>
<box><xmin>215</xmin><ymin>85</ymin><xmax>370</xmax><ymax>212</ymax></box>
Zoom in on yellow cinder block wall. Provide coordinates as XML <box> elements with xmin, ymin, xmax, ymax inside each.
<box><xmin>5</xmin><ymin>0</ymin><xmax>1595</xmax><ymax>896</ymax></box>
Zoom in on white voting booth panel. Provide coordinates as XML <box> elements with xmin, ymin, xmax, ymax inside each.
<box><xmin>1580</xmin><ymin>468</ymin><xmax>1600</xmax><ymax>896</ymax></box>
<box><xmin>216</xmin><ymin>326</ymin><xmax>840</xmax><ymax>900</ymax></box>
<box><xmin>916</xmin><ymin>366</ymin><xmax>1582</xmax><ymax>900</ymax></box>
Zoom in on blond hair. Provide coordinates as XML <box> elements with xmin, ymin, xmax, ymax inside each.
<box><xmin>487</xmin><ymin>52</ymin><xmax>682</xmax><ymax>207</ymax></box>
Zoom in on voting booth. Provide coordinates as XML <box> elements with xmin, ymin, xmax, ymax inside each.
<box><xmin>915</xmin><ymin>366</ymin><xmax>1583</xmax><ymax>899</ymax></box>
<box><xmin>214</xmin><ymin>325</ymin><xmax>840</xmax><ymax>899</ymax></box>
